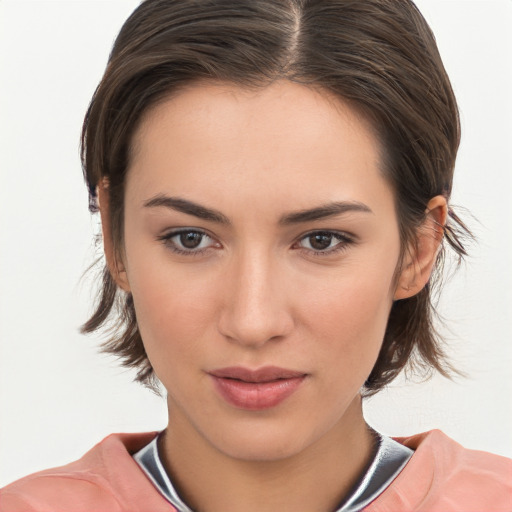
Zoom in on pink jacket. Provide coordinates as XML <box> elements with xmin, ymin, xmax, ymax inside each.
<box><xmin>1</xmin><ymin>430</ymin><xmax>511</xmax><ymax>511</ymax></box>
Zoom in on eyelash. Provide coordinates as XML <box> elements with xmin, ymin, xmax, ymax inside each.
<box><xmin>156</xmin><ymin>229</ymin><xmax>218</xmax><ymax>257</ymax></box>
<box><xmin>296</xmin><ymin>230</ymin><xmax>355</xmax><ymax>256</ymax></box>
<box><xmin>157</xmin><ymin>229</ymin><xmax>355</xmax><ymax>257</ymax></box>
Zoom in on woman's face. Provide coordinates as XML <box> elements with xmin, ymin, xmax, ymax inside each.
<box><xmin>120</xmin><ymin>80</ymin><xmax>402</xmax><ymax>461</ymax></box>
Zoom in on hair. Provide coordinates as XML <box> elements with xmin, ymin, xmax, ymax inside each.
<box><xmin>81</xmin><ymin>0</ymin><xmax>471</xmax><ymax>395</ymax></box>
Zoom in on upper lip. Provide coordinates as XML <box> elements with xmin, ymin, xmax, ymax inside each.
<box><xmin>208</xmin><ymin>366</ymin><xmax>306</xmax><ymax>383</ymax></box>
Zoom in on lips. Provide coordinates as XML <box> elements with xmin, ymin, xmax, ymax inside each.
<box><xmin>208</xmin><ymin>366</ymin><xmax>307</xmax><ymax>410</ymax></box>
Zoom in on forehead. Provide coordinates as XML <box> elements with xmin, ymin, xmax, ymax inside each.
<box><xmin>133</xmin><ymin>80</ymin><xmax>379</xmax><ymax>160</ymax></box>
<box><xmin>127</xmin><ymin>80</ymin><xmax>392</xmax><ymax>216</ymax></box>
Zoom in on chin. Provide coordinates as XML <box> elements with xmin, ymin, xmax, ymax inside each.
<box><xmin>215</xmin><ymin>428</ymin><xmax>311</xmax><ymax>463</ymax></box>
<box><xmin>201</xmin><ymin>411</ymin><xmax>340</xmax><ymax>464</ymax></box>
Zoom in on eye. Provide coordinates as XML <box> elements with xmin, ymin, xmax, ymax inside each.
<box><xmin>157</xmin><ymin>229</ymin><xmax>219</xmax><ymax>255</ymax></box>
<box><xmin>295</xmin><ymin>231</ymin><xmax>354</xmax><ymax>255</ymax></box>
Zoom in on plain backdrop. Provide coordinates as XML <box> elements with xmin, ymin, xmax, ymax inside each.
<box><xmin>0</xmin><ymin>0</ymin><xmax>511</xmax><ymax>487</ymax></box>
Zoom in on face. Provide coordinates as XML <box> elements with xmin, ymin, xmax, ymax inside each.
<box><xmin>119</xmin><ymin>80</ymin><xmax>403</xmax><ymax>461</ymax></box>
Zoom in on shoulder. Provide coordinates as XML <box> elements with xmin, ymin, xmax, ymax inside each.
<box><xmin>0</xmin><ymin>432</ymin><xmax>174</xmax><ymax>512</ymax></box>
<box><xmin>366</xmin><ymin>429</ymin><xmax>512</xmax><ymax>512</ymax></box>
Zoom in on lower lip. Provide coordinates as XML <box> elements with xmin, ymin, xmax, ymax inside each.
<box><xmin>211</xmin><ymin>375</ymin><xmax>306</xmax><ymax>410</ymax></box>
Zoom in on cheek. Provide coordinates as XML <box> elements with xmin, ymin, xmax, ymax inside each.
<box><xmin>299</xmin><ymin>262</ymin><xmax>396</xmax><ymax>372</ymax></box>
<box><xmin>130</xmin><ymin>272</ymin><xmax>215</xmax><ymax>344</ymax></box>
<box><xmin>123</xmin><ymin>241</ymin><xmax>215</xmax><ymax>352</ymax></box>
<box><xmin>128</xmin><ymin>277</ymin><xmax>213</xmax><ymax>392</ymax></box>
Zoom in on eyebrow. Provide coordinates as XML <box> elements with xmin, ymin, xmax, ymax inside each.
<box><xmin>280</xmin><ymin>201</ymin><xmax>373</xmax><ymax>224</ymax></box>
<box><xmin>144</xmin><ymin>195</ymin><xmax>230</xmax><ymax>224</ymax></box>
<box><xmin>143</xmin><ymin>194</ymin><xmax>373</xmax><ymax>226</ymax></box>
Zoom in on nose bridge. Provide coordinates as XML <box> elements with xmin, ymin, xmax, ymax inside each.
<box><xmin>218</xmin><ymin>244</ymin><xmax>293</xmax><ymax>347</ymax></box>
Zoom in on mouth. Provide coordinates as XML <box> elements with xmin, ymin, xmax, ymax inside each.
<box><xmin>208</xmin><ymin>366</ymin><xmax>307</xmax><ymax>410</ymax></box>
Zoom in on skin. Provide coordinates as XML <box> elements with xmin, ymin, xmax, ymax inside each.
<box><xmin>99</xmin><ymin>80</ymin><xmax>446</xmax><ymax>512</ymax></box>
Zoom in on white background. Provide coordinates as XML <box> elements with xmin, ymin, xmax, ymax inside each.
<box><xmin>0</xmin><ymin>0</ymin><xmax>511</xmax><ymax>487</ymax></box>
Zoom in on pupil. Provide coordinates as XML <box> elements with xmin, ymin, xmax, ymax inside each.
<box><xmin>310</xmin><ymin>234</ymin><xmax>332</xmax><ymax>250</ymax></box>
<box><xmin>180</xmin><ymin>232</ymin><xmax>202</xmax><ymax>249</ymax></box>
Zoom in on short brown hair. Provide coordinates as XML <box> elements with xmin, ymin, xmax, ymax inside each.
<box><xmin>81</xmin><ymin>0</ymin><xmax>470</xmax><ymax>395</ymax></box>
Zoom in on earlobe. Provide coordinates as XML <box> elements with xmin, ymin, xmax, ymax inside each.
<box><xmin>97</xmin><ymin>179</ymin><xmax>131</xmax><ymax>293</ymax></box>
<box><xmin>394</xmin><ymin>195</ymin><xmax>447</xmax><ymax>301</ymax></box>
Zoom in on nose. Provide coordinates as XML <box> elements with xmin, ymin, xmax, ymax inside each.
<box><xmin>217</xmin><ymin>249</ymin><xmax>294</xmax><ymax>348</ymax></box>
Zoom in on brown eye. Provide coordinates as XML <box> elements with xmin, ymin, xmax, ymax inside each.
<box><xmin>180</xmin><ymin>231</ymin><xmax>204</xmax><ymax>249</ymax></box>
<box><xmin>308</xmin><ymin>233</ymin><xmax>333</xmax><ymax>251</ymax></box>
<box><xmin>158</xmin><ymin>229</ymin><xmax>218</xmax><ymax>255</ymax></box>
<box><xmin>296</xmin><ymin>230</ymin><xmax>354</xmax><ymax>255</ymax></box>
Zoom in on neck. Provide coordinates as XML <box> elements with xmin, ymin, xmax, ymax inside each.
<box><xmin>159</xmin><ymin>395</ymin><xmax>375</xmax><ymax>512</ymax></box>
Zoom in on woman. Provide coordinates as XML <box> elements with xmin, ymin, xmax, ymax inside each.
<box><xmin>1</xmin><ymin>0</ymin><xmax>511</xmax><ymax>511</ymax></box>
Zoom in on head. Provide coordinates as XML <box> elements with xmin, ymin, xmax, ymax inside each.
<box><xmin>81</xmin><ymin>0</ymin><xmax>469</xmax><ymax>404</ymax></box>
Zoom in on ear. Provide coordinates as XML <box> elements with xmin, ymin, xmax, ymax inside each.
<box><xmin>97</xmin><ymin>179</ymin><xmax>131</xmax><ymax>292</ymax></box>
<box><xmin>394</xmin><ymin>195</ymin><xmax>447</xmax><ymax>301</ymax></box>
